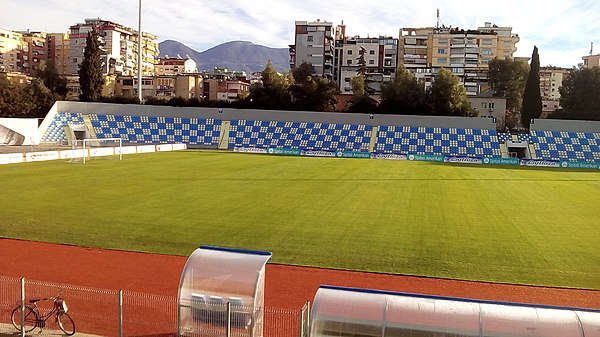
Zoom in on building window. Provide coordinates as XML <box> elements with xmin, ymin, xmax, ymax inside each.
<box><xmin>384</xmin><ymin>60</ymin><xmax>391</xmax><ymax>66</ymax></box>
<box><xmin>347</xmin><ymin>59</ymin><xmax>352</xmax><ymax>65</ymax></box>
<box><xmin>482</xmin><ymin>49</ymin><xmax>493</xmax><ymax>55</ymax></box>
<box><xmin>369</xmin><ymin>50</ymin><xmax>375</xmax><ymax>55</ymax></box>
<box><xmin>437</xmin><ymin>48</ymin><xmax>446</xmax><ymax>54</ymax></box>
<box><xmin>307</xmin><ymin>36</ymin><xmax>313</xmax><ymax>42</ymax></box>
<box><xmin>438</xmin><ymin>38</ymin><xmax>449</xmax><ymax>45</ymax></box>
<box><xmin>347</xmin><ymin>50</ymin><xmax>352</xmax><ymax>55</ymax></box>
<box><xmin>369</xmin><ymin>60</ymin><xmax>375</xmax><ymax>65</ymax></box>
<box><xmin>437</xmin><ymin>58</ymin><xmax>447</xmax><ymax>64</ymax></box>
<box><xmin>482</xmin><ymin>38</ymin><xmax>493</xmax><ymax>46</ymax></box>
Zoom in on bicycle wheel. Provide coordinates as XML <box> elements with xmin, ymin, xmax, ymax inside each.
<box><xmin>57</xmin><ymin>312</ymin><xmax>76</xmax><ymax>336</ymax></box>
<box><xmin>11</xmin><ymin>305</ymin><xmax>38</xmax><ymax>332</ymax></box>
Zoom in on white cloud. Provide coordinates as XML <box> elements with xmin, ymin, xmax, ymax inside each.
<box><xmin>1</xmin><ymin>0</ymin><xmax>599</xmax><ymax>67</ymax></box>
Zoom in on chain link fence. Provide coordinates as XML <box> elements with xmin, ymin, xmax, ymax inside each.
<box><xmin>0</xmin><ymin>277</ymin><xmax>306</xmax><ymax>337</ymax></box>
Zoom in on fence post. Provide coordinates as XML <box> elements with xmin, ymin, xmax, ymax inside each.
<box><xmin>299</xmin><ymin>300</ymin><xmax>310</xmax><ymax>337</ymax></box>
<box><xmin>226</xmin><ymin>301</ymin><xmax>231</xmax><ymax>337</ymax></box>
<box><xmin>20</xmin><ymin>277</ymin><xmax>25</xmax><ymax>337</ymax></box>
<box><xmin>118</xmin><ymin>290</ymin><xmax>123</xmax><ymax>337</ymax></box>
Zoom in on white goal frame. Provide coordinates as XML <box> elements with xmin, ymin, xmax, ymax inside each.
<box><xmin>82</xmin><ymin>138</ymin><xmax>123</xmax><ymax>164</ymax></box>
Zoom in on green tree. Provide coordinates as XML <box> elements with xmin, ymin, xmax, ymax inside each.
<box><xmin>429</xmin><ymin>68</ymin><xmax>475</xmax><ymax>117</ymax></box>
<box><xmin>0</xmin><ymin>74</ymin><xmax>34</xmax><ymax>117</ymax></box>
<box><xmin>27</xmin><ymin>78</ymin><xmax>57</xmax><ymax>117</ymax></box>
<box><xmin>356</xmin><ymin>47</ymin><xmax>375</xmax><ymax>95</ymax></box>
<box><xmin>290</xmin><ymin>62</ymin><xmax>338</xmax><ymax>111</ymax></box>
<box><xmin>487</xmin><ymin>57</ymin><xmax>529</xmax><ymax>112</ymax></box>
<box><xmin>247</xmin><ymin>60</ymin><xmax>292</xmax><ymax>109</ymax></box>
<box><xmin>521</xmin><ymin>46</ymin><xmax>542</xmax><ymax>129</ymax></box>
<box><xmin>346</xmin><ymin>75</ymin><xmax>377</xmax><ymax>114</ymax></box>
<box><xmin>78</xmin><ymin>28</ymin><xmax>104</xmax><ymax>102</ymax></box>
<box><xmin>553</xmin><ymin>66</ymin><xmax>600</xmax><ymax>120</ymax></box>
<box><xmin>37</xmin><ymin>61</ymin><xmax>68</xmax><ymax>98</ymax></box>
<box><xmin>379</xmin><ymin>65</ymin><xmax>429</xmax><ymax>115</ymax></box>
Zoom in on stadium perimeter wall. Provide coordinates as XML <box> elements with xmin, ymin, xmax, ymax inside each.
<box><xmin>531</xmin><ymin>118</ymin><xmax>600</xmax><ymax>133</ymax></box>
<box><xmin>45</xmin><ymin>101</ymin><xmax>496</xmax><ymax>131</ymax></box>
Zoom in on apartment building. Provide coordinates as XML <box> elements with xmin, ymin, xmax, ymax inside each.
<box><xmin>399</xmin><ymin>22</ymin><xmax>520</xmax><ymax>95</ymax></box>
<box><xmin>539</xmin><ymin>66</ymin><xmax>570</xmax><ymax>116</ymax></box>
<box><xmin>155</xmin><ymin>57</ymin><xmax>197</xmax><ymax>75</ymax></box>
<box><xmin>67</xmin><ymin>18</ymin><xmax>158</xmax><ymax>76</ymax></box>
<box><xmin>335</xmin><ymin>33</ymin><xmax>398</xmax><ymax>94</ymax></box>
<box><xmin>47</xmin><ymin>33</ymin><xmax>70</xmax><ymax>75</ymax></box>
<box><xmin>0</xmin><ymin>28</ymin><xmax>26</xmax><ymax>73</ymax></box>
<box><xmin>582</xmin><ymin>54</ymin><xmax>600</xmax><ymax>68</ymax></box>
<box><xmin>289</xmin><ymin>20</ymin><xmax>335</xmax><ymax>79</ymax></box>
<box><xmin>153</xmin><ymin>74</ymin><xmax>203</xmax><ymax>99</ymax></box>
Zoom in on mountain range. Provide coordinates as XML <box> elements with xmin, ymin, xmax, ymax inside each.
<box><xmin>158</xmin><ymin>40</ymin><xmax>289</xmax><ymax>74</ymax></box>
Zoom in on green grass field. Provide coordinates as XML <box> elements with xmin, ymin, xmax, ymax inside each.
<box><xmin>1</xmin><ymin>150</ymin><xmax>599</xmax><ymax>290</ymax></box>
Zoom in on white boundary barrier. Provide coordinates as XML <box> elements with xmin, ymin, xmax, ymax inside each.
<box><xmin>0</xmin><ymin>143</ymin><xmax>188</xmax><ymax>165</ymax></box>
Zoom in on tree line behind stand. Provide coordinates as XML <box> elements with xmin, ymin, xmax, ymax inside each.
<box><xmin>1</xmin><ymin>28</ymin><xmax>599</xmax><ymax>132</ymax></box>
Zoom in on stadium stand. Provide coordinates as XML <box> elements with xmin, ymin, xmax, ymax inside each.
<box><xmin>529</xmin><ymin>130</ymin><xmax>600</xmax><ymax>162</ymax></box>
<box><xmin>373</xmin><ymin>125</ymin><xmax>502</xmax><ymax>158</ymax></box>
<box><xmin>497</xmin><ymin>132</ymin><xmax>512</xmax><ymax>143</ymax></box>
<box><xmin>88</xmin><ymin>114</ymin><xmax>222</xmax><ymax>146</ymax></box>
<box><xmin>228</xmin><ymin>119</ymin><xmax>372</xmax><ymax>152</ymax></box>
<box><xmin>40</xmin><ymin>111</ymin><xmax>85</xmax><ymax>143</ymax></box>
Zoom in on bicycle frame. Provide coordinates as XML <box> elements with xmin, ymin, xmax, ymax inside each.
<box><xmin>18</xmin><ymin>295</ymin><xmax>68</xmax><ymax>327</ymax></box>
<box><xmin>11</xmin><ymin>292</ymin><xmax>75</xmax><ymax>336</ymax></box>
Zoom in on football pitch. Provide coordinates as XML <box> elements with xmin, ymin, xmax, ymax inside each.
<box><xmin>1</xmin><ymin>150</ymin><xmax>599</xmax><ymax>290</ymax></box>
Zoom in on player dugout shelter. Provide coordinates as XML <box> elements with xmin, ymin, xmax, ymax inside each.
<box><xmin>177</xmin><ymin>246</ymin><xmax>271</xmax><ymax>337</ymax></box>
<box><xmin>310</xmin><ymin>285</ymin><xmax>600</xmax><ymax>337</ymax></box>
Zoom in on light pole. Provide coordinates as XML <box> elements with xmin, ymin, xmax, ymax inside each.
<box><xmin>137</xmin><ymin>0</ymin><xmax>143</xmax><ymax>103</ymax></box>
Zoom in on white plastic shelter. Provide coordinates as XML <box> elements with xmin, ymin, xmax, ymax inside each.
<box><xmin>310</xmin><ymin>285</ymin><xmax>600</xmax><ymax>337</ymax></box>
<box><xmin>178</xmin><ymin>246</ymin><xmax>272</xmax><ymax>337</ymax></box>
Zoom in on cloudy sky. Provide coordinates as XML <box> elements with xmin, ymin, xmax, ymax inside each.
<box><xmin>2</xmin><ymin>0</ymin><xmax>599</xmax><ymax>67</ymax></box>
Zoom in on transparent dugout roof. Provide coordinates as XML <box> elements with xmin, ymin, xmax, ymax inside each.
<box><xmin>310</xmin><ymin>285</ymin><xmax>600</xmax><ymax>337</ymax></box>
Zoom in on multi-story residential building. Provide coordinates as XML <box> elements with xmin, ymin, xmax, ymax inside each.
<box><xmin>0</xmin><ymin>28</ymin><xmax>26</xmax><ymax>73</ymax></box>
<box><xmin>582</xmin><ymin>54</ymin><xmax>600</xmax><ymax>68</ymax></box>
<box><xmin>67</xmin><ymin>18</ymin><xmax>158</xmax><ymax>76</ymax></box>
<box><xmin>47</xmin><ymin>33</ymin><xmax>70</xmax><ymax>75</ymax></box>
<box><xmin>19</xmin><ymin>31</ymin><xmax>47</xmax><ymax>75</ymax></box>
<box><xmin>335</xmin><ymin>33</ymin><xmax>398</xmax><ymax>94</ymax></box>
<box><xmin>202</xmin><ymin>75</ymin><xmax>250</xmax><ymax>102</ymax></box>
<box><xmin>539</xmin><ymin>66</ymin><xmax>570</xmax><ymax>116</ymax></box>
<box><xmin>539</xmin><ymin>67</ymin><xmax>569</xmax><ymax>101</ymax></box>
<box><xmin>153</xmin><ymin>74</ymin><xmax>203</xmax><ymax>99</ymax></box>
<box><xmin>155</xmin><ymin>57</ymin><xmax>197</xmax><ymax>75</ymax></box>
<box><xmin>399</xmin><ymin>22</ymin><xmax>520</xmax><ymax>95</ymax></box>
<box><xmin>289</xmin><ymin>20</ymin><xmax>335</xmax><ymax>79</ymax></box>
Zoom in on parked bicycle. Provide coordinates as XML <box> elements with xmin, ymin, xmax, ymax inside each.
<box><xmin>10</xmin><ymin>291</ymin><xmax>75</xmax><ymax>335</ymax></box>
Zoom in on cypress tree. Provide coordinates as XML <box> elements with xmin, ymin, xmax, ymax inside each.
<box><xmin>521</xmin><ymin>46</ymin><xmax>542</xmax><ymax>129</ymax></box>
<box><xmin>78</xmin><ymin>28</ymin><xmax>104</xmax><ymax>101</ymax></box>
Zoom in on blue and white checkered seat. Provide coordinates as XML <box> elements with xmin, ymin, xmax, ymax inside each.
<box><xmin>497</xmin><ymin>132</ymin><xmax>512</xmax><ymax>143</ymax></box>
<box><xmin>373</xmin><ymin>125</ymin><xmax>501</xmax><ymax>158</ymax></box>
<box><xmin>40</xmin><ymin>112</ymin><xmax>85</xmax><ymax>142</ymax></box>
<box><xmin>228</xmin><ymin>119</ymin><xmax>372</xmax><ymax>152</ymax></box>
<box><xmin>88</xmin><ymin>114</ymin><xmax>222</xmax><ymax>145</ymax></box>
<box><xmin>530</xmin><ymin>130</ymin><xmax>600</xmax><ymax>162</ymax></box>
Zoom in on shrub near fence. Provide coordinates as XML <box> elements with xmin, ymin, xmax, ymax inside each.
<box><xmin>0</xmin><ymin>276</ymin><xmax>303</xmax><ymax>337</ymax></box>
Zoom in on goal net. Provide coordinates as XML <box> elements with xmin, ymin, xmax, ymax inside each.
<box><xmin>82</xmin><ymin>138</ymin><xmax>123</xmax><ymax>164</ymax></box>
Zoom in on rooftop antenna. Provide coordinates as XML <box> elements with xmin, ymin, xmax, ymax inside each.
<box><xmin>591</xmin><ymin>42</ymin><xmax>594</xmax><ymax>55</ymax></box>
<box><xmin>436</xmin><ymin>9</ymin><xmax>440</xmax><ymax>31</ymax></box>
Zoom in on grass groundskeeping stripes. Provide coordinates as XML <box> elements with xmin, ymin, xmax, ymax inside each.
<box><xmin>1</xmin><ymin>150</ymin><xmax>599</xmax><ymax>290</ymax></box>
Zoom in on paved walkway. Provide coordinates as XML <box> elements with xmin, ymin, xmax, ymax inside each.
<box><xmin>0</xmin><ymin>323</ymin><xmax>100</xmax><ymax>337</ymax></box>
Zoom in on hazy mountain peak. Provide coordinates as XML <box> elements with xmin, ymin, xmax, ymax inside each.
<box><xmin>158</xmin><ymin>40</ymin><xmax>289</xmax><ymax>73</ymax></box>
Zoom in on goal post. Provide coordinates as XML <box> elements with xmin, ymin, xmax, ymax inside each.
<box><xmin>82</xmin><ymin>138</ymin><xmax>123</xmax><ymax>164</ymax></box>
